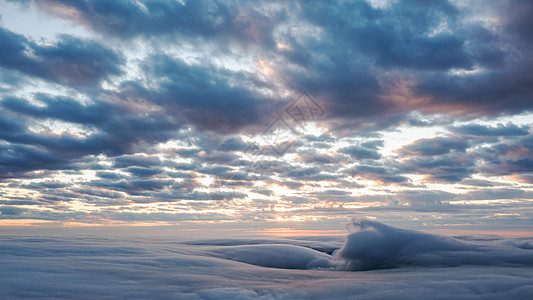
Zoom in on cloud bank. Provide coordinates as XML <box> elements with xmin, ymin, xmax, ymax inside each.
<box><xmin>1</xmin><ymin>221</ymin><xmax>533</xmax><ymax>299</ymax></box>
<box><xmin>335</xmin><ymin>219</ymin><xmax>533</xmax><ymax>271</ymax></box>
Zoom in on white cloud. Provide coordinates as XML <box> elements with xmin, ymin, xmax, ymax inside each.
<box><xmin>1</xmin><ymin>220</ymin><xmax>532</xmax><ymax>299</ymax></box>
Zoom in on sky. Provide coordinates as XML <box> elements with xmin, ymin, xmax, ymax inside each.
<box><xmin>0</xmin><ymin>0</ymin><xmax>533</xmax><ymax>232</ymax></box>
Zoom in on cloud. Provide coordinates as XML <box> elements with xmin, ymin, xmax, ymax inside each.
<box><xmin>335</xmin><ymin>219</ymin><xmax>533</xmax><ymax>270</ymax></box>
<box><xmin>301</xmin><ymin>0</ymin><xmax>478</xmax><ymax>70</ymax></box>
<box><xmin>298</xmin><ymin>151</ymin><xmax>338</xmax><ymax>164</ymax></box>
<box><xmin>0</xmin><ymin>143</ymin><xmax>63</xmax><ymax>179</ymax></box>
<box><xmin>8</xmin><ymin>0</ymin><xmax>533</xmax><ymax>127</ymax></box>
<box><xmin>0</xmin><ymin>26</ymin><xmax>123</xmax><ymax>86</ymax></box>
<box><xmin>478</xmin><ymin>134</ymin><xmax>533</xmax><ymax>176</ymax></box>
<box><xmin>113</xmin><ymin>155</ymin><xmax>162</xmax><ymax>168</ymax></box>
<box><xmin>125</xmin><ymin>167</ymin><xmax>162</xmax><ymax>178</ymax></box>
<box><xmin>37</xmin><ymin>0</ymin><xmax>283</xmax><ymax>46</ymax></box>
<box><xmin>0</xmin><ymin>92</ymin><xmax>183</xmax><ymax>178</ymax></box>
<box><xmin>1</xmin><ymin>221</ymin><xmax>533</xmax><ymax>298</ymax></box>
<box><xmin>209</xmin><ymin>244</ymin><xmax>336</xmax><ymax>270</ymax></box>
<box><xmin>85</xmin><ymin>179</ymin><xmax>174</xmax><ymax>196</ymax></box>
<box><xmin>340</xmin><ymin>145</ymin><xmax>381</xmax><ymax>160</ymax></box>
<box><xmin>414</xmin><ymin>60</ymin><xmax>533</xmax><ymax>117</ymax></box>
<box><xmin>26</xmin><ymin>0</ymin><xmax>520</xmax><ymax>131</ymax></box>
<box><xmin>1</xmin><ymin>94</ymin><xmax>111</xmax><ymax>125</ymax></box>
<box><xmin>451</xmin><ymin>123</ymin><xmax>530</xmax><ymax>137</ymax></box>
<box><xmin>398</xmin><ymin>136</ymin><xmax>468</xmax><ymax>156</ymax></box>
<box><xmin>395</xmin><ymin>190</ymin><xmax>455</xmax><ymax>208</ymax></box>
<box><xmin>134</xmin><ymin>54</ymin><xmax>282</xmax><ymax>133</ymax></box>
<box><xmin>217</xmin><ymin>137</ymin><xmax>248</xmax><ymax>152</ymax></box>
<box><xmin>401</xmin><ymin>152</ymin><xmax>476</xmax><ymax>183</ymax></box>
<box><xmin>502</xmin><ymin>0</ymin><xmax>533</xmax><ymax>43</ymax></box>
<box><xmin>0</xmin><ymin>0</ymin><xmax>532</xmax><ymax>227</ymax></box>
<box><xmin>0</xmin><ymin>206</ymin><xmax>26</xmax><ymax>215</ymax></box>
<box><xmin>345</xmin><ymin>164</ymin><xmax>411</xmax><ymax>185</ymax></box>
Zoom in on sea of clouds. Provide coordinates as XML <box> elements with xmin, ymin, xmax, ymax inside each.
<box><xmin>1</xmin><ymin>220</ymin><xmax>532</xmax><ymax>299</ymax></box>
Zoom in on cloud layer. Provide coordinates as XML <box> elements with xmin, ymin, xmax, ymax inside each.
<box><xmin>1</xmin><ymin>221</ymin><xmax>533</xmax><ymax>298</ymax></box>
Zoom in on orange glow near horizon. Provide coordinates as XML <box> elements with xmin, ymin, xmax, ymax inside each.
<box><xmin>2</xmin><ymin>218</ymin><xmax>532</xmax><ymax>238</ymax></box>
<box><xmin>0</xmin><ymin>219</ymin><xmax>56</xmax><ymax>226</ymax></box>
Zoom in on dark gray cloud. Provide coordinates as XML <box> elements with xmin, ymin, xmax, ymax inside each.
<box><xmin>451</xmin><ymin>123</ymin><xmax>529</xmax><ymax>137</ymax></box>
<box><xmin>399</xmin><ymin>137</ymin><xmax>468</xmax><ymax>156</ymax></box>
<box><xmin>478</xmin><ymin>134</ymin><xmax>533</xmax><ymax>177</ymax></box>
<box><xmin>125</xmin><ymin>167</ymin><xmax>163</xmax><ymax>178</ymax></box>
<box><xmin>10</xmin><ymin>0</ymin><xmax>532</xmax><ymax>124</ymax></box>
<box><xmin>36</xmin><ymin>0</ymin><xmax>284</xmax><ymax>46</ymax></box>
<box><xmin>502</xmin><ymin>0</ymin><xmax>533</xmax><ymax>43</ymax></box>
<box><xmin>0</xmin><ymin>26</ymin><xmax>123</xmax><ymax>86</ymax></box>
<box><xmin>272</xmin><ymin>0</ymin><xmax>524</xmax><ymax>129</ymax></box>
<box><xmin>299</xmin><ymin>153</ymin><xmax>338</xmax><ymax>165</ymax></box>
<box><xmin>1</xmin><ymin>94</ymin><xmax>110</xmax><ymax>125</ymax></box>
<box><xmin>0</xmin><ymin>143</ymin><xmax>63</xmax><ymax>179</ymax></box>
<box><xmin>301</xmin><ymin>0</ymin><xmax>475</xmax><ymax>70</ymax></box>
<box><xmin>340</xmin><ymin>145</ymin><xmax>381</xmax><ymax>160</ymax></box>
<box><xmin>0</xmin><ymin>91</ymin><xmax>183</xmax><ymax>178</ymax></box>
<box><xmin>114</xmin><ymin>155</ymin><xmax>162</xmax><ymax>168</ymax></box>
<box><xmin>123</xmin><ymin>54</ymin><xmax>283</xmax><ymax>134</ymax></box>
<box><xmin>345</xmin><ymin>164</ymin><xmax>411</xmax><ymax>186</ymax></box>
<box><xmin>287</xmin><ymin>167</ymin><xmax>321</xmax><ymax>179</ymax></box>
<box><xmin>414</xmin><ymin>63</ymin><xmax>533</xmax><ymax>117</ymax></box>
<box><xmin>217</xmin><ymin>136</ymin><xmax>247</xmax><ymax>152</ymax></box>
<box><xmin>85</xmin><ymin>178</ymin><xmax>174</xmax><ymax>196</ymax></box>
<box><xmin>402</xmin><ymin>154</ymin><xmax>476</xmax><ymax>183</ymax></box>
<box><xmin>0</xmin><ymin>205</ymin><xmax>26</xmax><ymax>215</ymax></box>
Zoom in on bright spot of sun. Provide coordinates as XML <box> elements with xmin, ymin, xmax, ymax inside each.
<box><xmin>256</xmin><ymin>59</ymin><xmax>274</xmax><ymax>77</ymax></box>
<box><xmin>276</xmin><ymin>42</ymin><xmax>291</xmax><ymax>50</ymax></box>
<box><xmin>197</xmin><ymin>177</ymin><xmax>214</xmax><ymax>187</ymax></box>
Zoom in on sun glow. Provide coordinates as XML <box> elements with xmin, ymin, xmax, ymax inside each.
<box><xmin>256</xmin><ymin>59</ymin><xmax>274</xmax><ymax>77</ymax></box>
